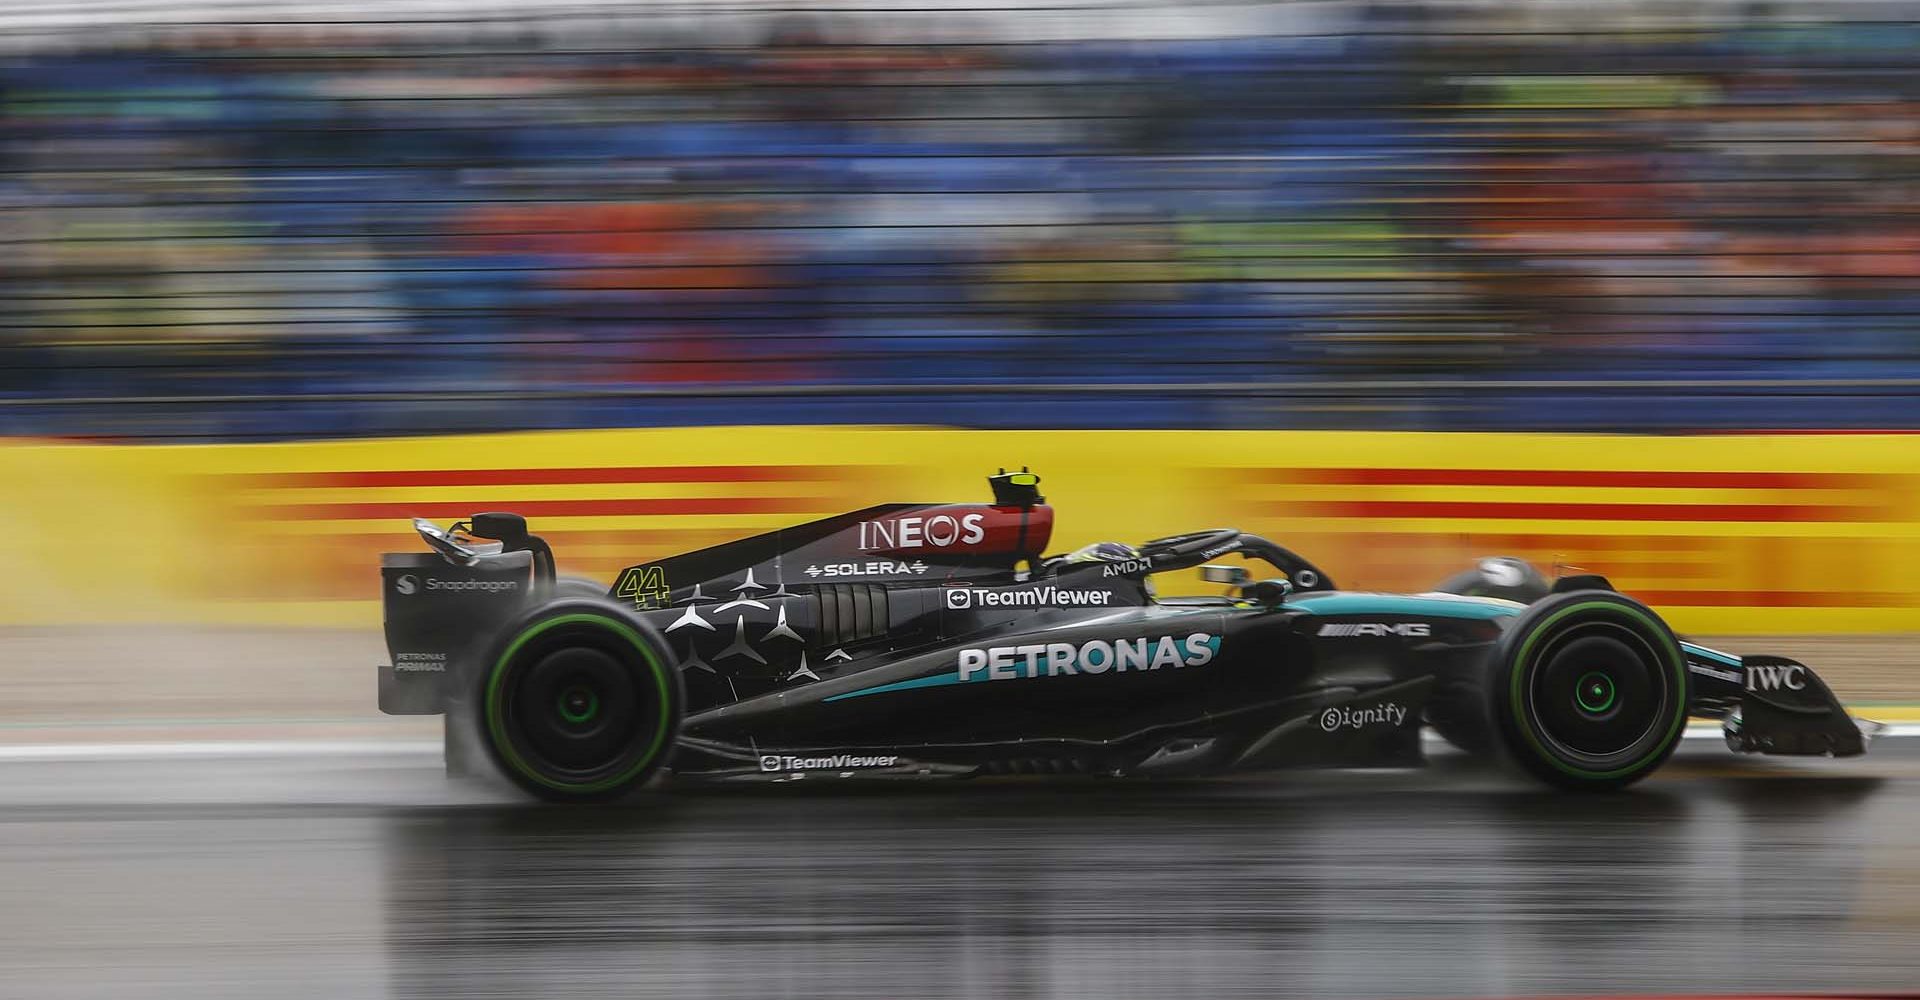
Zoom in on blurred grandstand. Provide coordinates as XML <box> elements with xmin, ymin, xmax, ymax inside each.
<box><xmin>4</xmin><ymin>0</ymin><xmax>1920</xmax><ymax>438</ymax></box>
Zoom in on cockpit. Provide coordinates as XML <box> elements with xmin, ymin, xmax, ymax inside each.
<box><xmin>1038</xmin><ymin>530</ymin><xmax>1334</xmax><ymax>607</ymax></box>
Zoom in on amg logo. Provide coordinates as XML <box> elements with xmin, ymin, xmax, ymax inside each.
<box><xmin>1318</xmin><ymin>622</ymin><xmax>1431</xmax><ymax>638</ymax></box>
<box><xmin>1747</xmin><ymin>663</ymin><xmax>1807</xmax><ymax>692</ymax></box>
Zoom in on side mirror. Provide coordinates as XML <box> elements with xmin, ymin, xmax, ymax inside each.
<box><xmin>1241</xmin><ymin>578</ymin><xmax>1294</xmax><ymax>607</ymax></box>
<box><xmin>470</xmin><ymin>511</ymin><xmax>530</xmax><ymax>545</ymax></box>
<box><xmin>1200</xmin><ymin>564</ymin><xmax>1250</xmax><ymax>586</ymax></box>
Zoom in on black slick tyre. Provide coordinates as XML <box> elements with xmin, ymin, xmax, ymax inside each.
<box><xmin>475</xmin><ymin>598</ymin><xmax>682</xmax><ymax>802</ymax></box>
<box><xmin>1488</xmin><ymin>591</ymin><xmax>1689</xmax><ymax>791</ymax></box>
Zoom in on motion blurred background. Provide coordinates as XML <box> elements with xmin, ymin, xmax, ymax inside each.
<box><xmin>4</xmin><ymin>4</ymin><xmax>1920</xmax><ymax>999</ymax></box>
<box><xmin>0</xmin><ymin>1</ymin><xmax>1918</xmax><ymax>709</ymax></box>
<box><xmin>8</xmin><ymin>0</ymin><xmax>1920</xmax><ymax>438</ymax></box>
<box><xmin>7</xmin><ymin>0</ymin><xmax>1920</xmax><ymax>651</ymax></box>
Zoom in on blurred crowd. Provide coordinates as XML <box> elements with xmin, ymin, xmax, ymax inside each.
<box><xmin>6</xmin><ymin>1</ymin><xmax>1920</xmax><ymax>437</ymax></box>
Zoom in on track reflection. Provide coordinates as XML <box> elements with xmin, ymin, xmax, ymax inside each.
<box><xmin>0</xmin><ymin>745</ymin><xmax>1911</xmax><ymax>999</ymax></box>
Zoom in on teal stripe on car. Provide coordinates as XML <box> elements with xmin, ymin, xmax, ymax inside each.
<box><xmin>1680</xmin><ymin>641</ymin><xmax>1741</xmax><ymax>666</ymax></box>
<box><xmin>823</xmin><ymin>673</ymin><xmax>962</xmax><ymax>703</ymax></box>
<box><xmin>1288</xmin><ymin>592</ymin><xmax>1523</xmax><ymax>621</ymax></box>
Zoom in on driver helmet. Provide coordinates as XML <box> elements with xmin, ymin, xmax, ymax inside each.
<box><xmin>1061</xmin><ymin>541</ymin><xmax>1140</xmax><ymax>564</ymax></box>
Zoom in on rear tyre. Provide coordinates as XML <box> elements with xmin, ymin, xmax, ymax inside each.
<box><xmin>475</xmin><ymin>599</ymin><xmax>682</xmax><ymax>802</ymax></box>
<box><xmin>1489</xmin><ymin>591</ymin><xmax>1689</xmax><ymax>791</ymax></box>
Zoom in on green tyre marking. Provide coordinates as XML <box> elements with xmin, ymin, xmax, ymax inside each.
<box><xmin>1507</xmin><ymin>601</ymin><xmax>1686</xmax><ymax>781</ymax></box>
<box><xmin>486</xmin><ymin>613</ymin><xmax>671</xmax><ymax>794</ymax></box>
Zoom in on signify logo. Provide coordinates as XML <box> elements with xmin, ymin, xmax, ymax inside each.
<box><xmin>1318</xmin><ymin>702</ymin><xmax>1409</xmax><ymax>732</ymax></box>
<box><xmin>957</xmin><ymin>633</ymin><xmax>1218</xmax><ymax>683</ymax></box>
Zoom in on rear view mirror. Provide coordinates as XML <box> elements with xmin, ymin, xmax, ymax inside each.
<box><xmin>1200</xmin><ymin>564</ymin><xmax>1250</xmax><ymax>586</ymax></box>
<box><xmin>470</xmin><ymin>512</ymin><xmax>529</xmax><ymax>544</ymax></box>
<box><xmin>1241</xmin><ymin>578</ymin><xmax>1294</xmax><ymax>607</ymax></box>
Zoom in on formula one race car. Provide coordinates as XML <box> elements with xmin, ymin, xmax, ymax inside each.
<box><xmin>377</xmin><ymin>471</ymin><xmax>1880</xmax><ymax>801</ymax></box>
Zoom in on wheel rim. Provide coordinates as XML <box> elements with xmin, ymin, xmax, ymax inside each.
<box><xmin>1523</xmin><ymin>621</ymin><xmax>1673</xmax><ymax>765</ymax></box>
<box><xmin>506</xmin><ymin>646</ymin><xmax>644</xmax><ymax>775</ymax></box>
<box><xmin>486</xmin><ymin>614</ymin><xmax>672</xmax><ymax>794</ymax></box>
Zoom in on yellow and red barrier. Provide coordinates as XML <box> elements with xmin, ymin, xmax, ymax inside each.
<box><xmin>2</xmin><ymin>428</ymin><xmax>1916</xmax><ymax>632</ymax></box>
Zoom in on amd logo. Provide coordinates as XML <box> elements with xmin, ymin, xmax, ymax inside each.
<box><xmin>1747</xmin><ymin>663</ymin><xmax>1807</xmax><ymax>692</ymax></box>
<box><xmin>1318</xmin><ymin>622</ymin><xmax>1432</xmax><ymax>638</ymax></box>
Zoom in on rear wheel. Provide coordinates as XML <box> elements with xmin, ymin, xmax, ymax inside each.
<box><xmin>476</xmin><ymin>599</ymin><xmax>682</xmax><ymax>802</ymax></box>
<box><xmin>1489</xmin><ymin>591</ymin><xmax>1689</xmax><ymax>790</ymax></box>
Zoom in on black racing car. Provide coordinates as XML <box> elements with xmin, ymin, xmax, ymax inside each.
<box><xmin>377</xmin><ymin>470</ymin><xmax>1880</xmax><ymax>801</ymax></box>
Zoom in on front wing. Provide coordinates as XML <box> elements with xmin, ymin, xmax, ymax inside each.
<box><xmin>1684</xmin><ymin>644</ymin><xmax>1881</xmax><ymax>757</ymax></box>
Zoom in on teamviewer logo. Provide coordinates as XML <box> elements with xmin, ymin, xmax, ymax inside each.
<box><xmin>945</xmin><ymin>588</ymin><xmax>971</xmax><ymax>610</ymax></box>
<box><xmin>759</xmin><ymin>755</ymin><xmax>781</xmax><ymax>772</ymax></box>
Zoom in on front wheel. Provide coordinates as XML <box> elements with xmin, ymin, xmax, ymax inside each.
<box><xmin>1489</xmin><ymin>591</ymin><xmax>1689</xmax><ymax>791</ymax></box>
<box><xmin>476</xmin><ymin>599</ymin><xmax>683</xmax><ymax>802</ymax></box>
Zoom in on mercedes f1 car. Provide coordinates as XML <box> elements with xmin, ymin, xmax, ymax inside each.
<box><xmin>377</xmin><ymin>470</ymin><xmax>1880</xmax><ymax>801</ymax></box>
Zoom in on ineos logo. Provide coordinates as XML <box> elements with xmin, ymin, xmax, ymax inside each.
<box><xmin>860</xmin><ymin>513</ymin><xmax>987</xmax><ymax>550</ymax></box>
<box><xmin>395</xmin><ymin>575</ymin><xmax>418</xmax><ymax>596</ymax></box>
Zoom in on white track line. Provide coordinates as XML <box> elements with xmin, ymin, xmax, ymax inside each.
<box><xmin>0</xmin><ymin>739</ymin><xmax>442</xmax><ymax>762</ymax></box>
<box><xmin>1414</xmin><ymin>723</ymin><xmax>1920</xmax><ymax>749</ymax></box>
<box><xmin>1683</xmin><ymin>722</ymin><xmax>1920</xmax><ymax>739</ymax></box>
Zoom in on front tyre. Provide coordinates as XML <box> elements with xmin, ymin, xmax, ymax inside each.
<box><xmin>1489</xmin><ymin>591</ymin><xmax>1689</xmax><ymax>791</ymax></box>
<box><xmin>476</xmin><ymin>599</ymin><xmax>682</xmax><ymax>802</ymax></box>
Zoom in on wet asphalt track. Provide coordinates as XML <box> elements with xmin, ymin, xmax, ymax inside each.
<box><xmin>0</xmin><ymin>739</ymin><xmax>1917</xmax><ymax>1000</ymax></box>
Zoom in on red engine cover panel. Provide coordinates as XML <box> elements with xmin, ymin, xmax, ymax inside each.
<box><xmin>856</xmin><ymin>504</ymin><xmax>1053</xmax><ymax>558</ymax></box>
